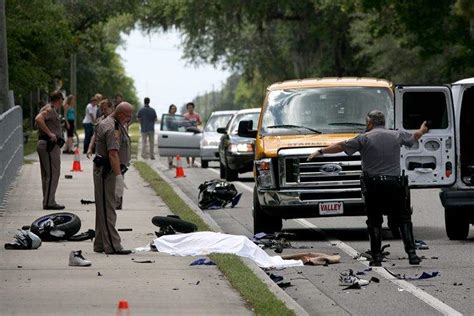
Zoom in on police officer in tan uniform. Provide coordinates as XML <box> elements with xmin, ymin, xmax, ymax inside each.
<box><xmin>308</xmin><ymin>110</ymin><xmax>428</xmax><ymax>266</ymax></box>
<box><xmin>35</xmin><ymin>91</ymin><xmax>65</xmax><ymax>210</ymax></box>
<box><xmin>93</xmin><ymin>102</ymin><xmax>133</xmax><ymax>254</ymax></box>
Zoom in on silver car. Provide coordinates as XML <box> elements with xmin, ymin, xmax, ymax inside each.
<box><xmin>200</xmin><ymin>110</ymin><xmax>236</xmax><ymax>168</ymax></box>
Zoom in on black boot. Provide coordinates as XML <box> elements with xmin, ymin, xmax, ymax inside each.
<box><xmin>399</xmin><ymin>222</ymin><xmax>421</xmax><ymax>265</ymax></box>
<box><xmin>368</xmin><ymin>226</ymin><xmax>383</xmax><ymax>266</ymax></box>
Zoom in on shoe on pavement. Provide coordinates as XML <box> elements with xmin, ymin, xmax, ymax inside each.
<box><xmin>43</xmin><ymin>204</ymin><xmax>65</xmax><ymax>210</ymax></box>
<box><xmin>69</xmin><ymin>250</ymin><xmax>92</xmax><ymax>267</ymax></box>
<box><xmin>339</xmin><ymin>269</ymin><xmax>369</xmax><ymax>286</ymax></box>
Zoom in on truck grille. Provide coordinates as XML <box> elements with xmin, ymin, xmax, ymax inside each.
<box><xmin>280</xmin><ymin>153</ymin><xmax>363</xmax><ymax>201</ymax></box>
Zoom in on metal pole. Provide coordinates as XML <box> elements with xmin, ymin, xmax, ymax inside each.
<box><xmin>0</xmin><ymin>1</ymin><xmax>10</xmax><ymax>114</ymax></box>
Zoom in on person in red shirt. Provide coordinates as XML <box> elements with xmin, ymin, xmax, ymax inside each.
<box><xmin>183</xmin><ymin>102</ymin><xmax>202</xmax><ymax>167</ymax></box>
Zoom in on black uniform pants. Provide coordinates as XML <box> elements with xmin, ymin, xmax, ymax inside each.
<box><xmin>361</xmin><ymin>175</ymin><xmax>412</xmax><ymax>228</ymax></box>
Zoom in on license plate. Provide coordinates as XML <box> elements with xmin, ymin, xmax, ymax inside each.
<box><xmin>319</xmin><ymin>202</ymin><xmax>344</xmax><ymax>215</ymax></box>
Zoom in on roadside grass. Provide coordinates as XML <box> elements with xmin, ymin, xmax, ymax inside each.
<box><xmin>128</xmin><ymin>123</ymin><xmax>139</xmax><ymax>158</ymax></box>
<box><xmin>134</xmin><ymin>161</ymin><xmax>294</xmax><ymax>316</ymax></box>
<box><xmin>23</xmin><ymin>130</ymin><xmax>38</xmax><ymax>157</ymax></box>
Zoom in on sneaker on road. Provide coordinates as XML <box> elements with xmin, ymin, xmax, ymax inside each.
<box><xmin>339</xmin><ymin>269</ymin><xmax>369</xmax><ymax>286</ymax></box>
<box><xmin>69</xmin><ymin>250</ymin><xmax>92</xmax><ymax>267</ymax></box>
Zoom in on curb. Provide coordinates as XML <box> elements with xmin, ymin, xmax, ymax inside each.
<box><xmin>144</xmin><ymin>158</ymin><xmax>308</xmax><ymax>316</ymax></box>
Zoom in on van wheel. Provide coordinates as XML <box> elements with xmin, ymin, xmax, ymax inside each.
<box><xmin>445</xmin><ymin>209</ymin><xmax>469</xmax><ymax>240</ymax></box>
<box><xmin>225</xmin><ymin>164</ymin><xmax>238</xmax><ymax>181</ymax></box>
<box><xmin>219</xmin><ymin>162</ymin><xmax>225</xmax><ymax>179</ymax></box>
<box><xmin>201</xmin><ymin>160</ymin><xmax>209</xmax><ymax>168</ymax></box>
<box><xmin>253</xmin><ymin>187</ymin><xmax>282</xmax><ymax>234</ymax></box>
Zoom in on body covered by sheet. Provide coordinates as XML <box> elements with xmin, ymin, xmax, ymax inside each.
<box><xmin>153</xmin><ymin>231</ymin><xmax>303</xmax><ymax>269</ymax></box>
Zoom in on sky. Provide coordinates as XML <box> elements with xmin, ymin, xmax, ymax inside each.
<box><xmin>117</xmin><ymin>29</ymin><xmax>231</xmax><ymax>116</ymax></box>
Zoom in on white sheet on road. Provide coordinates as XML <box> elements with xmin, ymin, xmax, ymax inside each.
<box><xmin>153</xmin><ymin>231</ymin><xmax>304</xmax><ymax>269</ymax></box>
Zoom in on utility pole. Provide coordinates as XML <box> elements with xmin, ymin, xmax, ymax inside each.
<box><xmin>0</xmin><ymin>1</ymin><xmax>10</xmax><ymax>114</ymax></box>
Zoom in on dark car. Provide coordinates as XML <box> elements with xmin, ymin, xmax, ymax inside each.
<box><xmin>218</xmin><ymin>108</ymin><xmax>261</xmax><ymax>181</ymax></box>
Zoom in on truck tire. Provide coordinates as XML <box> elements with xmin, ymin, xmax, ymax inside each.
<box><xmin>219</xmin><ymin>161</ymin><xmax>225</xmax><ymax>179</ymax></box>
<box><xmin>201</xmin><ymin>160</ymin><xmax>209</xmax><ymax>168</ymax></box>
<box><xmin>31</xmin><ymin>212</ymin><xmax>81</xmax><ymax>241</ymax></box>
<box><xmin>225</xmin><ymin>162</ymin><xmax>238</xmax><ymax>181</ymax></box>
<box><xmin>253</xmin><ymin>187</ymin><xmax>282</xmax><ymax>234</ymax></box>
<box><xmin>445</xmin><ymin>209</ymin><xmax>469</xmax><ymax>240</ymax></box>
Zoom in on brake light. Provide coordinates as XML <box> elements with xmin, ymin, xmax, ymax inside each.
<box><xmin>445</xmin><ymin>162</ymin><xmax>452</xmax><ymax>177</ymax></box>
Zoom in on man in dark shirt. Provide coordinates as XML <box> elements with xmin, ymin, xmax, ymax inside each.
<box><xmin>137</xmin><ymin>97</ymin><xmax>157</xmax><ymax>160</ymax></box>
<box><xmin>308</xmin><ymin>110</ymin><xmax>429</xmax><ymax>266</ymax></box>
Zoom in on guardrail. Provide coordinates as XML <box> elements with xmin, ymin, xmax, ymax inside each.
<box><xmin>0</xmin><ymin>106</ymin><xmax>23</xmax><ymax>208</ymax></box>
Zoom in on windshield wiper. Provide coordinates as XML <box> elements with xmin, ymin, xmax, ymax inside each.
<box><xmin>267</xmin><ymin>124</ymin><xmax>322</xmax><ymax>134</ymax></box>
<box><xmin>328</xmin><ymin>122</ymin><xmax>366</xmax><ymax>127</ymax></box>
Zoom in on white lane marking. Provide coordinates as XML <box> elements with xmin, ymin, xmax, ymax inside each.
<box><xmin>295</xmin><ymin>218</ymin><xmax>462</xmax><ymax>316</ymax></box>
<box><xmin>204</xmin><ymin>173</ymin><xmax>462</xmax><ymax>314</ymax></box>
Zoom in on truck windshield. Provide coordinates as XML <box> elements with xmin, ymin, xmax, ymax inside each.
<box><xmin>261</xmin><ymin>87</ymin><xmax>394</xmax><ymax>135</ymax></box>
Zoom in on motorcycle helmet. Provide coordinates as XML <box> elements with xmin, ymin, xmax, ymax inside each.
<box><xmin>4</xmin><ymin>230</ymin><xmax>42</xmax><ymax>249</ymax></box>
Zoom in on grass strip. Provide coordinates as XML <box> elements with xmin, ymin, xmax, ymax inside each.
<box><xmin>128</xmin><ymin>124</ymin><xmax>140</xmax><ymax>158</ymax></box>
<box><xmin>23</xmin><ymin>130</ymin><xmax>38</xmax><ymax>157</ymax></box>
<box><xmin>133</xmin><ymin>161</ymin><xmax>294</xmax><ymax>316</ymax></box>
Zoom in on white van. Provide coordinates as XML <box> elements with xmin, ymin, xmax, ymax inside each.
<box><xmin>438</xmin><ymin>78</ymin><xmax>474</xmax><ymax>240</ymax></box>
<box><xmin>394</xmin><ymin>78</ymin><xmax>473</xmax><ymax>240</ymax></box>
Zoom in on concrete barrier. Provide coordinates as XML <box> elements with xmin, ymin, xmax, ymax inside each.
<box><xmin>0</xmin><ymin>106</ymin><xmax>23</xmax><ymax>208</ymax></box>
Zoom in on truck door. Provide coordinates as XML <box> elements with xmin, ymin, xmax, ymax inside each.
<box><xmin>158</xmin><ymin>114</ymin><xmax>202</xmax><ymax>157</ymax></box>
<box><xmin>395</xmin><ymin>86</ymin><xmax>456</xmax><ymax>187</ymax></box>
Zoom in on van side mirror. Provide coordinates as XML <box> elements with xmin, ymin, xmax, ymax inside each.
<box><xmin>217</xmin><ymin>127</ymin><xmax>227</xmax><ymax>134</ymax></box>
<box><xmin>237</xmin><ymin>120</ymin><xmax>257</xmax><ymax>138</ymax></box>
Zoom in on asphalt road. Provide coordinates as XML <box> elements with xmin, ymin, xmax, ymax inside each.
<box><xmin>151</xmin><ymin>157</ymin><xmax>473</xmax><ymax>315</ymax></box>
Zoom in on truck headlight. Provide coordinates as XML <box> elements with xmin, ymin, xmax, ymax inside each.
<box><xmin>229</xmin><ymin>143</ymin><xmax>253</xmax><ymax>153</ymax></box>
<box><xmin>255</xmin><ymin>158</ymin><xmax>275</xmax><ymax>188</ymax></box>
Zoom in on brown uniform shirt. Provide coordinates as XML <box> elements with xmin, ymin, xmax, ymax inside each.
<box><xmin>95</xmin><ymin>116</ymin><xmax>131</xmax><ymax>166</ymax></box>
<box><xmin>38</xmin><ymin>104</ymin><xmax>61</xmax><ymax>138</ymax></box>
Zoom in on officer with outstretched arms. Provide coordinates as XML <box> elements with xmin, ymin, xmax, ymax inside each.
<box><xmin>35</xmin><ymin>90</ymin><xmax>66</xmax><ymax>210</ymax></box>
<box><xmin>308</xmin><ymin>110</ymin><xmax>429</xmax><ymax>266</ymax></box>
<box><xmin>93</xmin><ymin>102</ymin><xmax>133</xmax><ymax>255</ymax></box>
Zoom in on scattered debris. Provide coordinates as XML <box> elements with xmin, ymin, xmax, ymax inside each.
<box><xmin>17</xmin><ymin>266</ymin><xmax>22</xmax><ymax>269</ymax></box>
<box><xmin>68</xmin><ymin>229</ymin><xmax>95</xmax><ymax>242</ymax></box>
<box><xmin>398</xmin><ymin>288</ymin><xmax>404</xmax><ymax>292</ymax></box>
<box><xmin>80</xmin><ymin>199</ymin><xmax>95</xmax><ymax>205</ymax></box>
<box><xmin>356</xmin><ymin>267</ymin><xmax>372</xmax><ymax>275</ymax></box>
<box><xmin>172</xmin><ymin>288</ymin><xmax>179</xmax><ymax>291</ymax></box>
<box><xmin>132</xmin><ymin>259</ymin><xmax>155</xmax><ymax>264</ymax></box>
<box><xmin>195</xmin><ymin>281</ymin><xmax>200</xmax><ymax>285</ymax></box>
<box><xmin>453</xmin><ymin>282</ymin><xmax>463</xmax><ymax>286</ymax></box>
<box><xmin>415</xmin><ymin>240</ymin><xmax>429</xmax><ymax>250</ymax></box>
<box><xmin>268</xmin><ymin>273</ymin><xmax>284</xmax><ymax>283</ymax></box>
<box><xmin>118</xmin><ymin>228</ymin><xmax>133</xmax><ymax>232</ymax></box>
<box><xmin>385</xmin><ymin>268</ymin><xmax>440</xmax><ymax>280</ymax></box>
<box><xmin>64</xmin><ymin>175</ymin><xmax>73</xmax><ymax>179</ymax></box>
<box><xmin>190</xmin><ymin>258</ymin><xmax>215</xmax><ymax>266</ymax></box>
<box><xmin>339</xmin><ymin>269</ymin><xmax>369</xmax><ymax>287</ymax></box>
<box><xmin>354</xmin><ymin>244</ymin><xmax>390</xmax><ymax>261</ymax></box>
<box><xmin>277</xmin><ymin>282</ymin><xmax>292</xmax><ymax>289</ymax></box>
<box><xmin>97</xmin><ymin>272</ymin><xmax>102</xmax><ymax>276</ymax></box>
<box><xmin>253</xmin><ymin>232</ymin><xmax>308</xmax><ymax>254</ymax></box>
<box><xmin>343</xmin><ymin>283</ymin><xmax>362</xmax><ymax>290</ymax></box>
<box><xmin>370</xmin><ymin>277</ymin><xmax>380</xmax><ymax>283</ymax></box>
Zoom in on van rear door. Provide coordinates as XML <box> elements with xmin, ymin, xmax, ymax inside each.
<box><xmin>395</xmin><ymin>85</ymin><xmax>456</xmax><ymax>187</ymax></box>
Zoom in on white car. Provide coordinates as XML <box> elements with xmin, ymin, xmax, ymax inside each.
<box><xmin>200</xmin><ymin>110</ymin><xmax>237</xmax><ymax>168</ymax></box>
<box><xmin>158</xmin><ymin>113</ymin><xmax>202</xmax><ymax>158</ymax></box>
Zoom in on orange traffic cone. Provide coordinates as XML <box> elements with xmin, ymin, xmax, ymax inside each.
<box><xmin>116</xmin><ymin>300</ymin><xmax>131</xmax><ymax>316</ymax></box>
<box><xmin>70</xmin><ymin>147</ymin><xmax>83</xmax><ymax>172</ymax></box>
<box><xmin>175</xmin><ymin>155</ymin><xmax>185</xmax><ymax>178</ymax></box>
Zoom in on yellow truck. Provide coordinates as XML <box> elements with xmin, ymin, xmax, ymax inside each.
<box><xmin>238</xmin><ymin>77</ymin><xmax>459</xmax><ymax>234</ymax></box>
